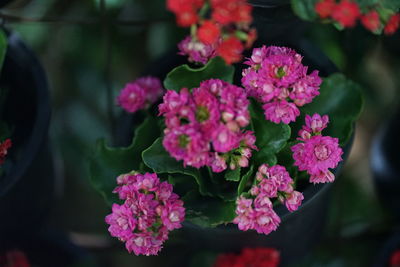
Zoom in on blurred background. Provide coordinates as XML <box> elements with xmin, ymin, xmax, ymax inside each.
<box><xmin>1</xmin><ymin>0</ymin><xmax>400</xmax><ymax>266</ymax></box>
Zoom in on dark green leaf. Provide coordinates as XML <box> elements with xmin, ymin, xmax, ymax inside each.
<box><xmin>183</xmin><ymin>190</ymin><xmax>236</xmax><ymax>227</ymax></box>
<box><xmin>142</xmin><ymin>138</ymin><xmax>215</xmax><ymax>197</ymax></box>
<box><xmin>224</xmin><ymin>167</ymin><xmax>241</xmax><ymax>182</ymax></box>
<box><xmin>89</xmin><ymin>116</ymin><xmax>160</xmax><ymax>205</ymax></box>
<box><xmin>294</xmin><ymin>73</ymin><xmax>363</xmax><ymax>146</ymax></box>
<box><xmin>291</xmin><ymin>0</ymin><xmax>318</xmax><ymax>21</ymax></box>
<box><xmin>237</xmin><ymin>165</ymin><xmax>254</xmax><ymax>195</ymax></box>
<box><xmin>163</xmin><ymin>57</ymin><xmax>235</xmax><ymax>91</ymax></box>
<box><xmin>250</xmin><ymin>100</ymin><xmax>291</xmax><ymax>165</ymax></box>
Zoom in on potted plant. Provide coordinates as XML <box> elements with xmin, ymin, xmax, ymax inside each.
<box><xmin>89</xmin><ymin>0</ymin><xmax>363</xmax><ymax>265</ymax></box>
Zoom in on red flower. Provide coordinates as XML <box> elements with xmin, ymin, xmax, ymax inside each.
<box><xmin>0</xmin><ymin>138</ymin><xmax>12</xmax><ymax>165</ymax></box>
<box><xmin>176</xmin><ymin>11</ymin><xmax>198</xmax><ymax>27</ymax></box>
<box><xmin>217</xmin><ymin>36</ymin><xmax>244</xmax><ymax>64</ymax></box>
<box><xmin>331</xmin><ymin>0</ymin><xmax>361</xmax><ymax>28</ymax></box>
<box><xmin>167</xmin><ymin>0</ymin><xmax>204</xmax><ymax>27</ymax></box>
<box><xmin>0</xmin><ymin>250</ymin><xmax>30</xmax><ymax>267</ymax></box>
<box><xmin>384</xmin><ymin>13</ymin><xmax>400</xmax><ymax>35</ymax></box>
<box><xmin>211</xmin><ymin>0</ymin><xmax>252</xmax><ymax>25</ymax></box>
<box><xmin>197</xmin><ymin>20</ymin><xmax>221</xmax><ymax>45</ymax></box>
<box><xmin>214</xmin><ymin>247</ymin><xmax>280</xmax><ymax>267</ymax></box>
<box><xmin>315</xmin><ymin>0</ymin><xmax>337</xmax><ymax>19</ymax></box>
<box><xmin>390</xmin><ymin>250</ymin><xmax>400</xmax><ymax>267</ymax></box>
<box><xmin>361</xmin><ymin>11</ymin><xmax>380</xmax><ymax>32</ymax></box>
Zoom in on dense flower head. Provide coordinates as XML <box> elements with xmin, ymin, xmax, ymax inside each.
<box><xmin>242</xmin><ymin>46</ymin><xmax>322</xmax><ymax>124</ymax></box>
<box><xmin>117</xmin><ymin>76</ymin><xmax>163</xmax><ymax>113</ymax></box>
<box><xmin>178</xmin><ymin>36</ymin><xmax>217</xmax><ymax>64</ymax></box>
<box><xmin>159</xmin><ymin>79</ymin><xmax>256</xmax><ymax>172</ymax></box>
<box><xmin>0</xmin><ymin>138</ymin><xmax>12</xmax><ymax>165</ymax></box>
<box><xmin>217</xmin><ymin>37</ymin><xmax>244</xmax><ymax>65</ymax></box>
<box><xmin>197</xmin><ymin>20</ymin><xmax>221</xmax><ymax>45</ymax></box>
<box><xmin>291</xmin><ymin>114</ymin><xmax>343</xmax><ymax>184</ymax></box>
<box><xmin>213</xmin><ymin>247</ymin><xmax>280</xmax><ymax>267</ymax></box>
<box><xmin>234</xmin><ymin>164</ymin><xmax>304</xmax><ymax>235</ymax></box>
<box><xmin>384</xmin><ymin>13</ymin><xmax>400</xmax><ymax>35</ymax></box>
<box><xmin>105</xmin><ymin>172</ymin><xmax>185</xmax><ymax>256</ymax></box>
<box><xmin>331</xmin><ymin>0</ymin><xmax>361</xmax><ymax>27</ymax></box>
<box><xmin>211</xmin><ymin>0</ymin><xmax>253</xmax><ymax>25</ymax></box>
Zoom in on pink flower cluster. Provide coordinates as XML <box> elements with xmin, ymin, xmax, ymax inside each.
<box><xmin>291</xmin><ymin>114</ymin><xmax>343</xmax><ymax>184</ymax></box>
<box><xmin>117</xmin><ymin>76</ymin><xmax>164</xmax><ymax>113</ymax></box>
<box><xmin>233</xmin><ymin>164</ymin><xmax>303</xmax><ymax>235</ymax></box>
<box><xmin>242</xmin><ymin>46</ymin><xmax>322</xmax><ymax>124</ymax></box>
<box><xmin>159</xmin><ymin>79</ymin><xmax>257</xmax><ymax>172</ymax></box>
<box><xmin>105</xmin><ymin>172</ymin><xmax>185</xmax><ymax>256</ymax></box>
<box><xmin>178</xmin><ymin>36</ymin><xmax>217</xmax><ymax>64</ymax></box>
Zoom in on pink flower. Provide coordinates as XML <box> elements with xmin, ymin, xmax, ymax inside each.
<box><xmin>233</xmin><ymin>196</ymin><xmax>255</xmax><ymax>231</ymax></box>
<box><xmin>135</xmin><ymin>76</ymin><xmax>164</xmax><ymax>104</ymax></box>
<box><xmin>163</xmin><ymin>125</ymin><xmax>211</xmax><ymax>168</ymax></box>
<box><xmin>212</xmin><ymin>123</ymin><xmax>241</xmax><ymax>153</ymax></box>
<box><xmin>266</xmin><ymin>165</ymin><xmax>292</xmax><ymax>192</ymax></box>
<box><xmin>310</xmin><ymin>170</ymin><xmax>335</xmax><ymax>184</ymax></box>
<box><xmin>178</xmin><ymin>35</ymin><xmax>217</xmax><ymax>64</ymax></box>
<box><xmin>159</xmin><ymin>79</ymin><xmax>255</xmax><ymax>171</ymax></box>
<box><xmin>210</xmin><ymin>152</ymin><xmax>227</xmax><ymax>172</ymax></box>
<box><xmin>292</xmin><ymin>135</ymin><xmax>343</xmax><ymax>183</ymax></box>
<box><xmin>117</xmin><ymin>76</ymin><xmax>163</xmax><ymax>113</ymax></box>
<box><xmin>161</xmin><ymin>199</ymin><xmax>186</xmax><ymax>230</ymax></box>
<box><xmin>304</xmin><ymin>113</ymin><xmax>329</xmax><ymax>134</ymax></box>
<box><xmin>284</xmin><ymin>191</ymin><xmax>304</xmax><ymax>212</ymax></box>
<box><xmin>117</xmin><ymin>83</ymin><xmax>146</xmax><ymax>113</ymax></box>
<box><xmin>242</xmin><ymin>45</ymin><xmax>322</xmax><ymax>125</ymax></box>
<box><xmin>252</xmin><ymin>206</ymin><xmax>281</xmax><ymax>235</ymax></box>
<box><xmin>263</xmin><ymin>100</ymin><xmax>300</xmax><ymax>124</ymax></box>
<box><xmin>105</xmin><ymin>172</ymin><xmax>185</xmax><ymax>256</ymax></box>
<box><xmin>105</xmin><ymin>203</ymin><xmax>136</xmax><ymax>241</ymax></box>
<box><xmin>290</xmin><ymin>71</ymin><xmax>321</xmax><ymax>106</ymax></box>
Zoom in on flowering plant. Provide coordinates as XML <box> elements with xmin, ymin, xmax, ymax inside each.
<box><xmin>89</xmin><ymin>0</ymin><xmax>363</xmax><ymax>257</ymax></box>
<box><xmin>293</xmin><ymin>0</ymin><xmax>400</xmax><ymax>34</ymax></box>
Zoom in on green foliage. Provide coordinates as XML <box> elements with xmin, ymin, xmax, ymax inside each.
<box><xmin>142</xmin><ymin>138</ymin><xmax>216</xmax><ymax>197</ymax></box>
<box><xmin>291</xmin><ymin>0</ymin><xmax>318</xmax><ymax>21</ymax></box>
<box><xmin>183</xmin><ymin>190</ymin><xmax>236</xmax><ymax>228</ymax></box>
<box><xmin>163</xmin><ymin>57</ymin><xmax>235</xmax><ymax>91</ymax></box>
<box><xmin>250</xmin><ymin>100</ymin><xmax>292</xmax><ymax>166</ymax></box>
<box><xmin>224</xmin><ymin>167</ymin><xmax>241</xmax><ymax>182</ymax></box>
<box><xmin>293</xmin><ymin>73</ymin><xmax>363</xmax><ymax>145</ymax></box>
<box><xmin>89</xmin><ymin>116</ymin><xmax>160</xmax><ymax>205</ymax></box>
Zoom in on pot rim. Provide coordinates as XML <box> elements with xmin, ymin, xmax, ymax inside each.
<box><xmin>0</xmin><ymin>28</ymin><xmax>50</xmax><ymax>196</ymax></box>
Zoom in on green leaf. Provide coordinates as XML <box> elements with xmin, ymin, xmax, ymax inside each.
<box><xmin>0</xmin><ymin>29</ymin><xmax>7</xmax><ymax>73</ymax></box>
<box><xmin>295</xmin><ymin>73</ymin><xmax>363</xmax><ymax>146</ymax></box>
<box><xmin>250</xmin><ymin>100</ymin><xmax>291</xmax><ymax>165</ymax></box>
<box><xmin>183</xmin><ymin>190</ymin><xmax>236</xmax><ymax>228</ymax></box>
<box><xmin>163</xmin><ymin>57</ymin><xmax>235</xmax><ymax>91</ymax></box>
<box><xmin>89</xmin><ymin>116</ymin><xmax>160</xmax><ymax>205</ymax></box>
<box><xmin>142</xmin><ymin>138</ymin><xmax>215</xmax><ymax>197</ymax></box>
<box><xmin>291</xmin><ymin>0</ymin><xmax>318</xmax><ymax>21</ymax></box>
<box><xmin>224</xmin><ymin>167</ymin><xmax>240</xmax><ymax>182</ymax></box>
<box><xmin>237</xmin><ymin>165</ymin><xmax>254</xmax><ymax>195</ymax></box>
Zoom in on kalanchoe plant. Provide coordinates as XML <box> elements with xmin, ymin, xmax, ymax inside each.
<box><xmin>293</xmin><ymin>0</ymin><xmax>400</xmax><ymax>34</ymax></box>
<box><xmin>89</xmin><ymin>0</ymin><xmax>363</xmax><ymax>257</ymax></box>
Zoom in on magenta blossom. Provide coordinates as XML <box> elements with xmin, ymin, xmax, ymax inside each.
<box><xmin>159</xmin><ymin>79</ymin><xmax>255</xmax><ymax>172</ymax></box>
<box><xmin>117</xmin><ymin>76</ymin><xmax>163</xmax><ymax>113</ymax></box>
<box><xmin>242</xmin><ymin>45</ymin><xmax>322</xmax><ymax>124</ymax></box>
<box><xmin>105</xmin><ymin>172</ymin><xmax>185</xmax><ymax>256</ymax></box>
<box><xmin>178</xmin><ymin>36</ymin><xmax>217</xmax><ymax>64</ymax></box>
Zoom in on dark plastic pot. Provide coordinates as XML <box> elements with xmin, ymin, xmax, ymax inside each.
<box><xmin>0</xmin><ymin>29</ymin><xmax>53</xmax><ymax>244</ymax></box>
<box><xmin>371</xmin><ymin>108</ymin><xmax>400</xmax><ymax>222</ymax></box>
